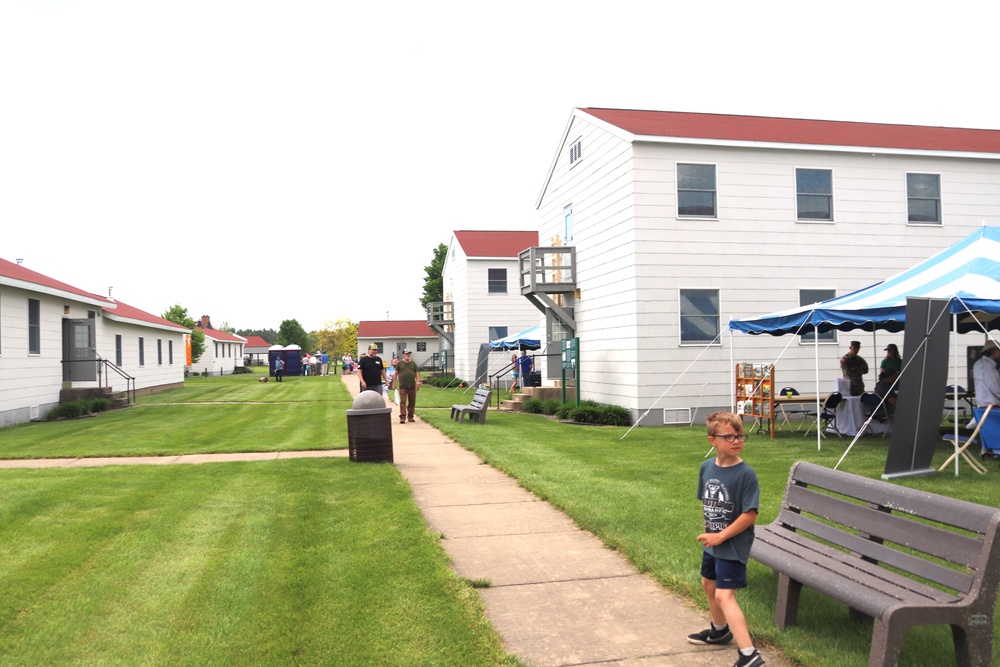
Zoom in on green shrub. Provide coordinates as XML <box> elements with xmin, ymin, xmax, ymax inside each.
<box><xmin>554</xmin><ymin>404</ymin><xmax>574</xmax><ymax>420</ymax></box>
<box><xmin>422</xmin><ymin>375</ymin><xmax>465</xmax><ymax>388</ymax></box>
<box><xmin>47</xmin><ymin>402</ymin><xmax>87</xmax><ymax>420</ymax></box>
<box><xmin>88</xmin><ymin>398</ymin><xmax>112</xmax><ymax>413</ymax></box>
<box><xmin>597</xmin><ymin>404</ymin><xmax>631</xmax><ymax>426</ymax></box>
<box><xmin>569</xmin><ymin>405</ymin><xmax>602</xmax><ymax>423</ymax></box>
<box><xmin>541</xmin><ymin>399</ymin><xmax>562</xmax><ymax>415</ymax></box>
<box><xmin>522</xmin><ymin>398</ymin><xmax>544</xmax><ymax>414</ymax></box>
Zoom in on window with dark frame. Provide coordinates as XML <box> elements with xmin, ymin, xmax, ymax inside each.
<box><xmin>907</xmin><ymin>173</ymin><xmax>941</xmax><ymax>223</ymax></box>
<box><xmin>168</xmin><ymin>339</ymin><xmax>173</xmax><ymax>365</ymax></box>
<box><xmin>679</xmin><ymin>289</ymin><xmax>720</xmax><ymax>344</ymax></box>
<box><xmin>157</xmin><ymin>339</ymin><xmax>163</xmax><ymax>365</ymax></box>
<box><xmin>116</xmin><ymin>334</ymin><xmax>122</xmax><ymax>366</ymax></box>
<box><xmin>799</xmin><ymin>289</ymin><xmax>838</xmax><ymax>342</ymax></box>
<box><xmin>677</xmin><ymin>164</ymin><xmax>717</xmax><ymax>217</ymax></box>
<box><xmin>488</xmin><ymin>326</ymin><xmax>508</xmax><ymax>342</ymax></box>
<box><xmin>488</xmin><ymin>268</ymin><xmax>508</xmax><ymax>294</ymax></box>
<box><xmin>796</xmin><ymin>168</ymin><xmax>833</xmax><ymax>220</ymax></box>
<box><xmin>139</xmin><ymin>337</ymin><xmax>145</xmax><ymax>367</ymax></box>
<box><xmin>28</xmin><ymin>298</ymin><xmax>40</xmax><ymax>354</ymax></box>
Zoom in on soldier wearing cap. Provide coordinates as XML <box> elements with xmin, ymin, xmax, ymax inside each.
<box><xmin>840</xmin><ymin>340</ymin><xmax>869</xmax><ymax>396</ymax></box>
<box><xmin>391</xmin><ymin>349</ymin><xmax>421</xmax><ymax>423</ymax></box>
<box><xmin>358</xmin><ymin>343</ymin><xmax>387</xmax><ymax>395</ymax></box>
<box><xmin>973</xmin><ymin>340</ymin><xmax>1000</xmax><ymax>408</ymax></box>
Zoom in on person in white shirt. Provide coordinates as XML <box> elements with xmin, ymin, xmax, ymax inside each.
<box><xmin>973</xmin><ymin>340</ymin><xmax>1000</xmax><ymax>408</ymax></box>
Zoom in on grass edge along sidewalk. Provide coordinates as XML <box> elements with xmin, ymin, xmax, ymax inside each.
<box><xmin>420</xmin><ymin>408</ymin><xmax>1000</xmax><ymax>667</ymax></box>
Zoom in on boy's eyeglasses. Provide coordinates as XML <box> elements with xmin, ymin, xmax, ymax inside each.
<box><xmin>711</xmin><ymin>434</ymin><xmax>748</xmax><ymax>443</ymax></box>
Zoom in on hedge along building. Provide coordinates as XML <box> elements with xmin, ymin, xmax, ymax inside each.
<box><xmin>530</xmin><ymin>108</ymin><xmax>1000</xmax><ymax>425</ymax></box>
<box><xmin>0</xmin><ymin>257</ymin><xmax>189</xmax><ymax>426</ymax></box>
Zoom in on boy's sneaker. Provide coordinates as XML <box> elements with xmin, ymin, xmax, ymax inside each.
<box><xmin>733</xmin><ymin>648</ymin><xmax>765</xmax><ymax>667</ymax></box>
<box><xmin>686</xmin><ymin>625</ymin><xmax>733</xmax><ymax>645</ymax></box>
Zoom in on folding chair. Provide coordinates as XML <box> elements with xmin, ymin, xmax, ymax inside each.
<box><xmin>803</xmin><ymin>392</ymin><xmax>842</xmax><ymax>437</ymax></box>
<box><xmin>942</xmin><ymin>385</ymin><xmax>968</xmax><ymax>423</ymax></box>
<box><xmin>859</xmin><ymin>391</ymin><xmax>891</xmax><ymax>437</ymax></box>
<box><xmin>939</xmin><ymin>405</ymin><xmax>992</xmax><ymax>474</ymax></box>
<box><xmin>775</xmin><ymin>387</ymin><xmax>809</xmax><ymax>431</ymax></box>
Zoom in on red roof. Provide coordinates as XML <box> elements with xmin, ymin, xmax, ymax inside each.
<box><xmin>104</xmin><ymin>300</ymin><xmax>188</xmax><ymax>331</ymax></box>
<box><xmin>243</xmin><ymin>335</ymin><xmax>271</xmax><ymax>349</ymax></box>
<box><xmin>0</xmin><ymin>257</ymin><xmax>108</xmax><ymax>303</ymax></box>
<box><xmin>579</xmin><ymin>108</ymin><xmax>1000</xmax><ymax>154</ymax></box>
<box><xmin>454</xmin><ymin>230</ymin><xmax>538</xmax><ymax>258</ymax></box>
<box><xmin>197</xmin><ymin>326</ymin><xmax>246</xmax><ymax>343</ymax></box>
<box><xmin>357</xmin><ymin>320</ymin><xmax>436</xmax><ymax>338</ymax></box>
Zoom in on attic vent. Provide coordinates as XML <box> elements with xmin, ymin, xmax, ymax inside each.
<box><xmin>569</xmin><ymin>138</ymin><xmax>582</xmax><ymax>164</ymax></box>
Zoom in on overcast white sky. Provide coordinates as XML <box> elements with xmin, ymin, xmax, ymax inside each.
<box><xmin>3</xmin><ymin>1</ymin><xmax>998</xmax><ymax>332</ymax></box>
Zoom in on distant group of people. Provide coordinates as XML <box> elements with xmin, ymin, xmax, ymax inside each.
<box><xmin>300</xmin><ymin>351</ymin><xmax>330</xmax><ymax>376</ymax></box>
<box><xmin>341</xmin><ymin>354</ymin><xmax>356</xmax><ymax>375</ymax></box>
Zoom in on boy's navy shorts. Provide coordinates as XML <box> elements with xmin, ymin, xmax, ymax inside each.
<box><xmin>700</xmin><ymin>552</ymin><xmax>747</xmax><ymax>589</ymax></box>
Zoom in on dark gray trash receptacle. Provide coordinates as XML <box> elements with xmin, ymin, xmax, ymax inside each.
<box><xmin>347</xmin><ymin>391</ymin><xmax>394</xmax><ymax>462</ymax></box>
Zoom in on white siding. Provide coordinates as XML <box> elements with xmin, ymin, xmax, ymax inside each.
<box><xmin>537</xmin><ymin>116</ymin><xmax>1000</xmax><ymax>422</ymax></box>
<box><xmin>443</xmin><ymin>234</ymin><xmax>540</xmax><ymax>383</ymax></box>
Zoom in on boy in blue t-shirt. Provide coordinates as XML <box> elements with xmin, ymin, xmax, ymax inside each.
<box><xmin>688</xmin><ymin>411</ymin><xmax>764</xmax><ymax>667</ymax></box>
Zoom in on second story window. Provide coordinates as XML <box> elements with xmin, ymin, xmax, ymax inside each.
<box><xmin>796</xmin><ymin>168</ymin><xmax>833</xmax><ymax>221</ymax></box>
<box><xmin>488</xmin><ymin>268</ymin><xmax>507</xmax><ymax>294</ymax></box>
<box><xmin>907</xmin><ymin>173</ymin><xmax>941</xmax><ymax>224</ymax></box>
<box><xmin>564</xmin><ymin>204</ymin><xmax>573</xmax><ymax>241</ymax></box>
<box><xmin>677</xmin><ymin>164</ymin><xmax>717</xmax><ymax>218</ymax></box>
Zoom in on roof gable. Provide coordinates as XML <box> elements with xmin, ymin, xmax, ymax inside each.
<box><xmin>357</xmin><ymin>320</ymin><xmax>436</xmax><ymax>338</ymax></box>
<box><xmin>453</xmin><ymin>230</ymin><xmax>539</xmax><ymax>258</ymax></box>
<box><xmin>579</xmin><ymin>108</ymin><xmax>1000</xmax><ymax>154</ymax></box>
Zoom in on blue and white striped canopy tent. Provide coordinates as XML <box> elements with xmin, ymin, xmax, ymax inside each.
<box><xmin>730</xmin><ymin>226</ymin><xmax>1000</xmax><ymax>336</ymax></box>
<box><xmin>489</xmin><ymin>325</ymin><xmax>542</xmax><ymax>351</ymax></box>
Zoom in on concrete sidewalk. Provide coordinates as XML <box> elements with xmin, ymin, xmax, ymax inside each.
<box><xmin>0</xmin><ymin>378</ymin><xmax>787</xmax><ymax>666</ymax></box>
<box><xmin>356</xmin><ymin>378</ymin><xmax>788</xmax><ymax>667</ymax></box>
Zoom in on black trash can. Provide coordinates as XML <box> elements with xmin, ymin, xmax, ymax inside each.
<box><xmin>528</xmin><ymin>371</ymin><xmax>542</xmax><ymax>387</ymax></box>
<box><xmin>346</xmin><ymin>392</ymin><xmax>394</xmax><ymax>462</ymax></box>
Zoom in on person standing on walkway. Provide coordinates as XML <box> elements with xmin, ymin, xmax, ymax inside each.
<box><xmin>274</xmin><ymin>356</ymin><xmax>285</xmax><ymax>382</ymax></box>
<box><xmin>688</xmin><ymin>411</ymin><xmax>764</xmax><ymax>667</ymax></box>
<box><xmin>392</xmin><ymin>349</ymin><xmax>420</xmax><ymax>423</ymax></box>
<box><xmin>358</xmin><ymin>344</ymin><xmax>386</xmax><ymax>394</ymax></box>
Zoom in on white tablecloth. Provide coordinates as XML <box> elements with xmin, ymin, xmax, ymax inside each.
<box><xmin>828</xmin><ymin>395</ymin><xmax>891</xmax><ymax>436</ymax></box>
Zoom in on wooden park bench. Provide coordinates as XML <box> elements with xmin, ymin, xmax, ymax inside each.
<box><xmin>751</xmin><ymin>461</ymin><xmax>1000</xmax><ymax>667</ymax></box>
<box><xmin>450</xmin><ymin>387</ymin><xmax>491</xmax><ymax>424</ymax></box>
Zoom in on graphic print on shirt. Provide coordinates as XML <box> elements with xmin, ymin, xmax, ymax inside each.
<box><xmin>702</xmin><ymin>478</ymin><xmax>735</xmax><ymax>532</ymax></box>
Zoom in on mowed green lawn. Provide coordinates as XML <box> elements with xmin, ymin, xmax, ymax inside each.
<box><xmin>0</xmin><ymin>375</ymin><xmax>520</xmax><ymax>666</ymax></box>
<box><xmin>419</xmin><ymin>409</ymin><xmax>1000</xmax><ymax>667</ymax></box>
<box><xmin>3</xmin><ymin>374</ymin><xmax>999</xmax><ymax>666</ymax></box>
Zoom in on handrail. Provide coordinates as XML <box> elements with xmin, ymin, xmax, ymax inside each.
<box><xmin>97</xmin><ymin>357</ymin><xmax>137</xmax><ymax>406</ymax></box>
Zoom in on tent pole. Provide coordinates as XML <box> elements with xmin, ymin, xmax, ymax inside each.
<box><xmin>815</xmin><ymin>329</ymin><xmax>821</xmax><ymax>451</ymax></box>
<box><xmin>729</xmin><ymin>327</ymin><xmax>735</xmax><ymax>413</ymax></box>
<box><xmin>953</xmin><ymin>313</ymin><xmax>959</xmax><ymax>476</ymax></box>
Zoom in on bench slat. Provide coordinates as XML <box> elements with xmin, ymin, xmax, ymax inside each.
<box><xmin>774</xmin><ymin>511</ymin><xmax>975</xmax><ymax>594</ymax></box>
<box><xmin>753</xmin><ymin>531</ymin><xmax>960</xmax><ymax>617</ymax></box>
<box><xmin>784</xmin><ymin>484</ymin><xmax>983</xmax><ymax>568</ymax></box>
<box><xmin>790</xmin><ymin>461</ymin><xmax>997</xmax><ymax>533</ymax></box>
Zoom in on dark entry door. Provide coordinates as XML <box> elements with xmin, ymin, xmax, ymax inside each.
<box><xmin>62</xmin><ymin>318</ymin><xmax>97</xmax><ymax>382</ymax></box>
